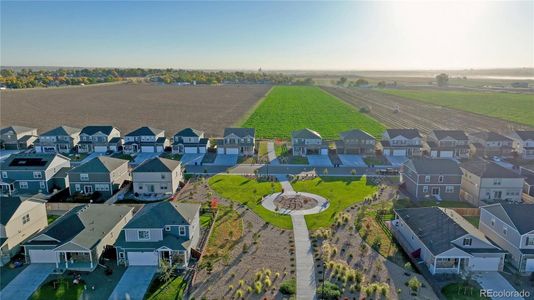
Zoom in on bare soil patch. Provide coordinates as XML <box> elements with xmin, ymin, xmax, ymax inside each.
<box><xmin>0</xmin><ymin>83</ymin><xmax>271</xmax><ymax>136</ymax></box>
<box><xmin>274</xmin><ymin>194</ymin><xmax>318</xmax><ymax>210</ymax></box>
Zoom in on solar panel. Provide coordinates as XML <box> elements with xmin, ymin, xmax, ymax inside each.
<box><xmin>9</xmin><ymin>158</ymin><xmax>47</xmax><ymax>167</ymax></box>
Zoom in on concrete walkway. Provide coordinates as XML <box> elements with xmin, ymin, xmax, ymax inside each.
<box><xmin>0</xmin><ymin>264</ymin><xmax>54</xmax><ymax>300</ymax></box>
<box><xmin>267</xmin><ymin>141</ymin><xmax>279</xmax><ymax>165</ymax></box>
<box><xmin>292</xmin><ymin>215</ymin><xmax>317</xmax><ymax>300</ymax></box>
<box><xmin>108</xmin><ymin>266</ymin><xmax>157</xmax><ymax>300</ymax></box>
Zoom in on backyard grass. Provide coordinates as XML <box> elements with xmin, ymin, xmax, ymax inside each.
<box><xmin>47</xmin><ymin>215</ymin><xmax>60</xmax><ymax>224</ymax></box>
<box><xmin>159</xmin><ymin>153</ymin><xmax>182</xmax><ymax>161</ymax></box>
<box><xmin>31</xmin><ymin>279</ymin><xmax>84</xmax><ymax>300</ymax></box>
<box><xmin>203</xmin><ymin>206</ymin><xmax>243</xmax><ymax>263</ymax></box>
<box><xmin>145</xmin><ymin>275</ymin><xmax>186</xmax><ymax>300</ymax></box>
<box><xmin>291</xmin><ymin>176</ymin><xmax>378</xmax><ymax>230</ymax></box>
<box><xmin>111</xmin><ymin>153</ymin><xmax>134</xmax><ymax>161</ymax></box>
<box><xmin>241</xmin><ymin>86</ymin><xmax>386</xmax><ymax>139</ymax></box>
<box><xmin>200</xmin><ymin>211</ymin><xmax>213</xmax><ymax>228</ymax></box>
<box><xmin>441</xmin><ymin>282</ymin><xmax>489</xmax><ymax>300</ymax></box>
<box><xmin>462</xmin><ymin>216</ymin><xmax>480</xmax><ymax>227</ymax></box>
<box><xmin>208</xmin><ymin>175</ymin><xmax>291</xmax><ymax>229</ymax></box>
<box><xmin>382</xmin><ymin>89</ymin><xmax>534</xmax><ymax>127</ymax></box>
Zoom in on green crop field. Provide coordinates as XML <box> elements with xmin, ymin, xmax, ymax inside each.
<box><xmin>382</xmin><ymin>89</ymin><xmax>534</xmax><ymax>127</ymax></box>
<box><xmin>241</xmin><ymin>86</ymin><xmax>386</xmax><ymax>139</ymax></box>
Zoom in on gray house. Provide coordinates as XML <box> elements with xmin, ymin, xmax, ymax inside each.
<box><xmin>0</xmin><ymin>126</ymin><xmax>38</xmax><ymax>150</ymax></box>
<box><xmin>479</xmin><ymin>204</ymin><xmax>534</xmax><ymax>274</ymax></box>
<box><xmin>401</xmin><ymin>158</ymin><xmax>462</xmax><ymax>201</ymax></box>
<box><xmin>34</xmin><ymin>126</ymin><xmax>81</xmax><ymax>154</ymax></box>
<box><xmin>123</xmin><ymin>127</ymin><xmax>168</xmax><ymax>154</ymax></box>
<box><xmin>291</xmin><ymin>128</ymin><xmax>328</xmax><ymax>156</ymax></box>
<box><xmin>24</xmin><ymin>204</ymin><xmax>134</xmax><ymax>272</ymax></box>
<box><xmin>511</xmin><ymin>131</ymin><xmax>534</xmax><ymax>160</ymax></box>
<box><xmin>380</xmin><ymin>129</ymin><xmax>422</xmax><ymax>157</ymax></box>
<box><xmin>0</xmin><ymin>153</ymin><xmax>71</xmax><ymax>196</ymax></box>
<box><xmin>469</xmin><ymin>131</ymin><xmax>514</xmax><ymax>158</ymax></box>
<box><xmin>335</xmin><ymin>129</ymin><xmax>375</xmax><ymax>155</ymax></box>
<box><xmin>392</xmin><ymin>207</ymin><xmax>505</xmax><ymax>275</ymax></box>
<box><xmin>426</xmin><ymin>130</ymin><xmax>469</xmax><ymax>159</ymax></box>
<box><xmin>171</xmin><ymin>128</ymin><xmax>209</xmax><ymax>154</ymax></box>
<box><xmin>217</xmin><ymin>128</ymin><xmax>255</xmax><ymax>156</ymax></box>
<box><xmin>132</xmin><ymin>157</ymin><xmax>183</xmax><ymax>196</ymax></box>
<box><xmin>115</xmin><ymin>202</ymin><xmax>200</xmax><ymax>267</ymax></box>
<box><xmin>78</xmin><ymin>126</ymin><xmax>121</xmax><ymax>153</ymax></box>
<box><xmin>68</xmin><ymin>156</ymin><xmax>130</xmax><ymax>198</ymax></box>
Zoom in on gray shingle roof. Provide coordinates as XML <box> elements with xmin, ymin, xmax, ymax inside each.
<box><xmin>40</xmin><ymin>126</ymin><xmax>81</xmax><ymax>137</ymax></box>
<box><xmin>174</xmin><ymin>128</ymin><xmax>203</xmax><ymax>138</ymax></box>
<box><xmin>339</xmin><ymin>129</ymin><xmax>374</xmax><ymax>140</ymax></box>
<box><xmin>292</xmin><ymin>128</ymin><xmax>322</xmax><ymax>139</ymax></box>
<box><xmin>223</xmin><ymin>128</ymin><xmax>255</xmax><ymax>138</ymax></box>
<box><xmin>514</xmin><ymin>131</ymin><xmax>534</xmax><ymax>141</ymax></box>
<box><xmin>460</xmin><ymin>159</ymin><xmax>523</xmax><ymax>179</ymax></box>
<box><xmin>386</xmin><ymin>129</ymin><xmax>421</xmax><ymax>139</ymax></box>
<box><xmin>470</xmin><ymin>131</ymin><xmax>512</xmax><ymax>142</ymax></box>
<box><xmin>431</xmin><ymin>130</ymin><xmax>468</xmax><ymax>141</ymax></box>
<box><xmin>404</xmin><ymin>158</ymin><xmax>462</xmax><ymax>175</ymax></box>
<box><xmin>69</xmin><ymin>156</ymin><xmax>128</xmax><ymax>173</ymax></box>
<box><xmin>124</xmin><ymin>202</ymin><xmax>200</xmax><ymax>229</ymax></box>
<box><xmin>0</xmin><ymin>153</ymin><xmax>69</xmax><ymax>171</ymax></box>
<box><xmin>125</xmin><ymin>127</ymin><xmax>164</xmax><ymax>137</ymax></box>
<box><xmin>0</xmin><ymin>126</ymin><xmax>36</xmax><ymax>135</ymax></box>
<box><xmin>482</xmin><ymin>204</ymin><xmax>534</xmax><ymax>235</ymax></box>
<box><xmin>80</xmin><ymin>126</ymin><xmax>115</xmax><ymax>136</ymax></box>
<box><xmin>133</xmin><ymin>157</ymin><xmax>181</xmax><ymax>173</ymax></box>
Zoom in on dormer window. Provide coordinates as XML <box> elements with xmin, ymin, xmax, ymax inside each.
<box><xmin>179</xmin><ymin>226</ymin><xmax>186</xmax><ymax>236</ymax></box>
<box><xmin>425</xmin><ymin>176</ymin><xmax>431</xmax><ymax>183</ymax></box>
<box><xmin>462</xmin><ymin>238</ymin><xmax>472</xmax><ymax>246</ymax></box>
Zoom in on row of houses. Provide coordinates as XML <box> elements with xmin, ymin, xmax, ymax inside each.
<box><xmin>3</xmin><ymin>125</ymin><xmax>534</xmax><ymax>160</ymax></box>
<box><xmin>1</xmin><ymin>194</ymin><xmax>201</xmax><ymax>270</ymax></box>
<box><xmin>0</xmin><ymin>153</ymin><xmax>184</xmax><ymax>199</ymax></box>
<box><xmin>392</xmin><ymin>203</ymin><xmax>534</xmax><ymax>275</ymax></box>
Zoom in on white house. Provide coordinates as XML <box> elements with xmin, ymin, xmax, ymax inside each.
<box><xmin>123</xmin><ymin>127</ymin><xmax>168</xmax><ymax>154</ymax></box>
<box><xmin>511</xmin><ymin>131</ymin><xmax>534</xmax><ymax>160</ymax></box>
<box><xmin>380</xmin><ymin>129</ymin><xmax>422</xmax><ymax>157</ymax></box>
<box><xmin>132</xmin><ymin>157</ymin><xmax>183</xmax><ymax>196</ymax></box>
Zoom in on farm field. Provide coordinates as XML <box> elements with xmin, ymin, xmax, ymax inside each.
<box><xmin>383</xmin><ymin>89</ymin><xmax>534</xmax><ymax>127</ymax></box>
<box><xmin>0</xmin><ymin>83</ymin><xmax>271</xmax><ymax>136</ymax></box>
<box><xmin>241</xmin><ymin>86</ymin><xmax>385</xmax><ymax>139</ymax></box>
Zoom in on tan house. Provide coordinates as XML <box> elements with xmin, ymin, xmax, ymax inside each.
<box><xmin>469</xmin><ymin>131</ymin><xmax>514</xmax><ymax>158</ymax></box>
<box><xmin>0</xmin><ymin>126</ymin><xmax>38</xmax><ymax>150</ymax></box>
<box><xmin>1</xmin><ymin>195</ymin><xmax>48</xmax><ymax>265</ymax></box>
<box><xmin>132</xmin><ymin>157</ymin><xmax>183</xmax><ymax>196</ymax></box>
<box><xmin>426</xmin><ymin>130</ymin><xmax>470</xmax><ymax>159</ymax></box>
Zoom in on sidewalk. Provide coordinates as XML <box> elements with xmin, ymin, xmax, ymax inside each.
<box><xmin>292</xmin><ymin>215</ymin><xmax>317</xmax><ymax>300</ymax></box>
<box><xmin>267</xmin><ymin>141</ymin><xmax>279</xmax><ymax>165</ymax></box>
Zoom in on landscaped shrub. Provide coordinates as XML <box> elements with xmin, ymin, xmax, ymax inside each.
<box><xmin>254</xmin><ymin>281</ymin><xmax>263</xmax><ymax>294</ymax></box>
<box><xmin>317</xmin><ymin>281</ymin><xmax>342</xmax><ymax>300</ymax></box>
<box><xmin>408</xmin><ymin>276</ymin><xmax>422</xmax><ymax>294</ymax></box>
<box><xmin>279</xmin><ymin>279</ymin><xmax>296</xmax><ymax>295</ymax></box>
<box><xmin>235</xmin><ymin>289</ymin><xmax>244</xmax><ymax>298</ymax></box>
<box><xmin>255</xmin><ymin>271</ymin><xmax>263</xmax><ymax>281</ymax></box>
<box><xmin>274</xmin><ymin>272</ymin><xmax>280</xmax><ymax>279</ymax></box>
<box><xmin>264</xmin><ymin>276</ymin><xmax>272</xmax><ymax>288</ymax></box>
<box><xmin>238</xmin><ymin>279</ymin><xmax>245</xmax><ymax>287</ymax></box>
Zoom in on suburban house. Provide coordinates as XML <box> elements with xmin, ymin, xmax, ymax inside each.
<box><xmin>132</xmin><ymin>157</ymin><xmax>183</xmax><ymax>196</ymax></box>
<box><xmin>426</xmin><ymin>130</ymin><xmax>470</xmax><ymax>159</ymax></box>
<box><xmin>380</xmin><ymin>129</ymin><xmax>422</xmax><ymax>157</ymax></box>
<box><xmin>171</xmin><ymin>128</ymin><xmax>209</xmax><ymax>154</ymax></box>
<box><xmin>217</xmin><ymin>128</ymin><xmax>255</xmax><ymax>156</ymax></box>
<box><xmin>401</xmin><ymin>158</ymin><xmax>462</xmax><ymax>201</ymax></box>
<box><xmin>392</xmin><ymin>207</ymin><xmax>505</xmax><ymax>275</ymax></box>
<box><xmin>335</xmin><ymin>129</ymin><xmax>376</xmax><ymax>155</ymax></box>
<box><xmin>460</xmin><ymin>159</ymin><xmax>524</xmax><ymax>206</ymax></box>
<box><xmin>511</xmin><ymin>131</ymin><xmax>534</xmax><ymax>160</ymax></box>
<box><xmin>519</xmin><ymin>166</ymin><xmax>534</xmax><ymax>197</ymax></box>
<box><xmin>34</xmin><ymin>126</ymin><xmax>81</xmax><ymax>154</ymax></box>
<box><xmin>0</xmin><ymin>126</ymin><xmax>38</xmax><ymax>150</ymax></box>
<box><xmin>78</xmin><ymin>126</ymin><xmax>121</xmax><ymax>153</ymax></box>
<box><xmin>479</xmin><ymin>204</ymin><xmax>534</xmax><ymax>274</ymax></box>
<box><xmin>469</xmin><ymin>131</ymin><xmax>514</xmax><ymax>158</ymax></box>
<box><xmin>1</xmin><ymin>195</ymin><xmax>48</xmax><ymax>265</ymax></box>
<box><xmin>24</xmin><ymin>204</ymin><xmax>134</xmax><ymax>272</ymax></box>
<box><xmin>0</xmin><ymin>153</ymin><xmax>71</xmax><ymax>196</ymax></box>
<box><xmin>123</xmin><ymin>126</ymin><xmax>168</xmax><ymax>154</ymax></box>
<box><xmin>114</xmin><ymin>202</ymin><xmax>200</xmax><ymax>267</ymax></box>
<box><xmin>68</xmin><ymin>156</ymin><xmax>130</xmax><ymax>198</ymax></box>
<box><xmin>291</xmin><ymin>128</ymin><xmax>329</xmax><ymax>156</ymax></box>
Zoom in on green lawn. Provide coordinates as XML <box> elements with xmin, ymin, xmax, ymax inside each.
<box><xmin>292</xmin><ymin>176</ymin><xmax>378</xmax><ymax>230</ymax></box>
<box><xmin>241</xmin><ymin>86</ymin><xmax>386</xmax><ymax>139</ymax></box>
<box><xmin>200</xmin><ymin>211</ymin><xmax>213</xmax><ymax>228</ymax></box>
<box><xmin>208</xmin><ymin>175</ymin><xmax>291</xmax><ymax>229</ymax></box>
<box><xmin>47</xmin><ymin>215</ymin><xmax>60</xmax><ymax>224</ymax></box>
<box><xmin>145</xmin><ymin>276</ymin><xmax>186</xmax><ymax>300</ymax></box>
<box><xmin>462</xmin><ymin>216</ymin><xmax>480</xmax><ymax>227</ymax></box>
<box><xmin>111</xmin><ymin>153</ymin><xmax>134</xmax><ymax>161</ymax></box>
<box><xmin>382</xmin><ymin>89</ymin><xmax>534</xmax><ymax>127</ymax></box>
<box><xmin>442</xmin><ymin>282</ymin><xmax>489</xmax><ymax>300</ymax></box>
<box><xmin>31</xmin><ymin>280</ymin><xmax>84</xmax><ymax>300</ymax></box>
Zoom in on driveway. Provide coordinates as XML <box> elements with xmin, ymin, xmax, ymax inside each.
<box><xmin>474</xmin><ymin>272</ymin><xmax>524</xmax><ymax>300</ymax></box>
<box><xmin>180</xmin><ymin>153</ymin><xmax>205</xmax><ymax>165</ymax></box>
<box><xmin>213</xmin><ymin>154</ymin><xmax>238</xmax><ymax>166</ymax></box>
<box><xmin>108</xmin><ymin>266</ymin><xmax>157</xmax><ymax>300</ymax></box>
<box><xmin>307</xmin><ymin>155</ymin><xmax>333</xmax><ymax>167</ymax></box>
<box><xmin>0</xmin><ymin>264</ymin><xmax>54</xmax><ymax>300</ymax></box>
<box><xmin>338</xmin><ymin>154</ymin><xmax>367</xmax><ymax>167</ymax></box>
<box><xmin>385</xmin><ymin>156</ymin><xmax>409</xmax><ymax>166</ymax></box>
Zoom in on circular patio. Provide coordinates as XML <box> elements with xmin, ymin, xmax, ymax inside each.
<box><xmin>262</xmin><ymin>191</ymin><xmax>330</xmax><ymax>216</ymax></box>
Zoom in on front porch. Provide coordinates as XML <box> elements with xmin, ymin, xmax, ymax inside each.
<box><xmin>431</xmin><ymin>256</ymin><xmax>469</xmax><ymax>275</ymax></box>
<box><xmin>123</xmin><ymin>143</ymin><xmax>140</xmax><ymax>154</ymax></box>
<box><xmin>77</xmin><ymin>143</ymin><xmax>94</xmax><ymax>154</ymax></box>
<box><xmin>0</xmin><ymin>180</ymin><xmax>16</xmax><ymax>196</ymax></box>
<box><xmin>159</xmin><ymin>248</ymin><xmax>187</xmax><ymax>268</ymax></box>
<box><xmin>56</xmin><ymin>250</ymin><xmax>96</xmax><ymax>272</ymax></box>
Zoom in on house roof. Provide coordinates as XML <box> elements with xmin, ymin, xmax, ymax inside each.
<box><xmin>292</xmin><ymin>128</ymin><xmax>322</xmax><ymax>139</ymax></box>
<box><xmin>26</xmin><ymin>204</ymin><xmax>133</xmax><ymax>250</ymax></box>
<box><xmin>80</xmin><ymin>126</ymin><xmax>116</xmax><ymax>136</ymax></box>
<box><xmin>133</xmin><ymin>157</ymin><xmax>181</xmax><ymax>173</ymax></box>
<box><xmin>124</xmin><ymin>202</ymin><xmax>200</xmax><ymax>229</ymax></box>
<box><xmin>404</xmin><ymin>158</ymin><xmax>462</xmax><ymax>175</ymax></box>
<box><xmin>431</xmin><ymin>130</ymin><xmax>468</xmax><ymax>141</ymax></box>
<box><xmin>470</xmin><ymin>131</ymin><xmax>512</xmax><ymax>142</ymax></box>
<box><xmin>69</xmin><ymin>156</ymin><xmax>127</xmax><ymax>173</ymax></box>
<box><xmin>125</xmin><ymin>127</ymin><xmax>164</xmax><ymax>137</ymax></box>
<box><xmin>0</xmin><ymin>153</ymin><xmax>70</xmax><ymax>171</ymax></box>
<box><xmin>0</xmin><ymin>195</ymin><xmax>46</xmax><ymax>225</ymax></box>
<box><xmin>482</xmin><ymin>204</ymin><xmax>534</xmax><ymax>235</ymax></box>
<box><xmin>514</xmin><ymin>131</ymin><xmax>534</xmax><ymax>141</ymax></box>
<box><xmin>460</xmin><ymin>159</ymin><xmax>523</xmax><ymax>179</ymax></box>
<box><xmin>223</xmin><ymin>128</ymin><xmax>255</xmax><ymax>138</ymax></box>
<box><xmin>385</xmin><ymin>129</ymin><xmax>421</xmax><ymax>139</ymax></box>
<box><xmin>40</xmin><ymin>126</ymin><xmax>81</xmax><ymax>137</ymax></box>
<box><xmin>339</xmin><ymin>129</ymin><xmax>374</xmax><ymax>140</ymax></box>
<box><xmin>174</xmin><ymin>128</ymin><xmax>203</xmax><ymax>138</ymax></box>
<box><xmin>0</xmin><ymin>126</ymin><xmax>36</xmax><ymax>135</ymax></box>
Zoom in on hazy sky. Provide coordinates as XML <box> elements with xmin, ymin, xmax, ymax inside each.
<box><xmin>1</xmin><ymin>1</ymin><xmax>533</xmax><ymax>70</ymax></box>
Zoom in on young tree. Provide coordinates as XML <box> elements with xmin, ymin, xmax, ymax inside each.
<box><xmin>436</xmin><ymin>73</ymin><xmax>449</xmax><ymax>87</ymax></box>
<box><xmin>159</xmin><ymin>260</ymin><xmax>177</xmax><ymax>284</ymax></box>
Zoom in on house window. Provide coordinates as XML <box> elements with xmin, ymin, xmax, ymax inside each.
<box><xmin>19</xmin><ymin>181</ymin><xmax>28</xmax><ymax>189</ymax></box>
<box><xmin>160</xmin><ymin>184</ymin><xmax>167</xmax><ymax>190</ymax></box>
<box><xmin>33</xmin><ymin>172</ymin><xmax>42</xmax><ymax>179</ymax></box>
<box><xmin>22</xmin><ymin>214</ymin><xmax>30</xmax><ymax>224</ymax></box>
<box><xmin>179</xmin><ymin>226</ymin><xmax>186</xmax><ymax>236</ymax></box>
<box><xmin>75</xmin><ymin>184</ymin><xmax>81</xmax><ymax>192</ymax></box>
<box><xmin>138</xmin><ymin>230</ymin><xmax>150</xmax><ymax>240</ymax></box>
<box><xmin>491</xmin><ymin>218</ymin><xmax>495</xmax><ymax>226</ymax></box>
<box><xmin>1</xmin><ymin>171</ymin><xmax>7</xmax><ymax>178</ymax></box>
<box><xmin>161</xmin><ymin>173</ymin><xmax>166</xmax><ymax>179</ymax></box>
<box><xmin>165</xmin><ymin>226</ymin><xmax>171</xmax><ymax>231</ymax></box>
<box><xmin>503</xmin><ymin>227</ymin><xmax>507</xmax><ymax>236</ymax></box>
<box><xmin>423</xmin><ymin>186</ymin><xmax>429</xmax><ymax>193</ymax></box>
<box><xmin>39</xmin><ymin>181</ymin><xmax>46</xmax><ymax>189</ymax></box>
<box><xmin>438</xmin><ymin>175</ymin><xmax>444</xmax><ymax>183</ymax></box>
<box><xmin>118</xmin><ymin>252</ymin><xmax>125</xmax><ymax>259</ymax></box>
<box><xmin>526</xmin><ymin>237</ymin><xmax>534</xmax><ymax>246</ymax></box>
<box><xmin>463</xmin><ymin>238</ymin><xmax>472</xmax><ymax>246</ymax></box>
<box><xmin>425</xmin><ymin>176</ymin><xmax>431</xmax><ymax>183</ymax></box>
<box><xmin>95</xmin><ymin>184</ymin><xmax>109</xmax><ymax>191</ymax></box>
<box><xmin>445</xmin><ymin>186</ymin><xmax>454</xmax><ymax>193</ymax></box>
<box><xmin>80</xmin><ymin>173</ymin><xmax>89</xmax><ymax>181</ymax></box>
<box><xmin>493</xmin><ymin>179</ymin><xmax>501</xmax><ymax>185</ymax></box>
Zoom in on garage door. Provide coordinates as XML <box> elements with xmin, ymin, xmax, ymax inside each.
<box><xmin>156</xmin><ymin>146</ymin><xmax>164</xmax><ymax>152</ymax></box>
<box><xmin>226</xmin><ymin>148</ymin><xmax>239</xmax><ymax>155</ymax></box>
<box><xmin>430</xmin><ymin>151</ymin><xmax>438</xmax><ymax>157</ymax></box>
<box><xmin>185</xmin><ymin>147</ymin><xmax>198</xmax><ymax>154</ymax></box>
<box><xmin>199</xmin><ymin>147</ymin><xmax>207</xmax><ymax>154</ymax></box>
<box><xmin>29</xmin><ymin>249</ymin><xmax>57</xmax><ymax>263</ymax></box>
<box><xmin>526</xmin><ymin>259</ymin><xmax>534</xmax><ymax>272</ymax></box>
<box><xmin>217</xmin><ymin>148</ymin><xmax>225</xmax><ymax>154</ymax></box>
<box><xmin>320</xmin><ymin>149</ymin><xmax>328</xmax><ymax>155</ymax></box>
<box><xmin>392</xmin><ymin>149</ymin><xmax>407</xmax><ymax>156</ymax></box>
<box><xmin>94</xmin><ymin>146</ymin><xmax>108</xmax><ymax>153</ymax></box>
<box><xmin>469</xmin><ymin>257</ymin><xmax>501</xmax><ymax>271</ymax></box>
<box><xmin>440</xmin><ymin>151</ymin><xmax>454</xmax><ymax>158</ymax></box>
<box><xmin>127</xmin><ymin>251</ymin><xmax>158</xmax><ymax>266</ymax></box>
<box><xmin>141</xmin><ymin>146</ymin><xmax>154</xmax><ymax>153</ymax></box>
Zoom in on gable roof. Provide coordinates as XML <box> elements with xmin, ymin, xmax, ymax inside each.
<box><xmin>386</xmin><ymin>129</ymin><xmax>421</xmax><ymax>139</ymax></box>
<box><xmin>404</xmin><ymin>158</ymin><xmax>462</xmax><ymax>175</ymax></box>
<box><xmin>470</xmin><ymin>131</ymin><xmax>512</xmax><ymax>142</ymax></box>
<box><xmin>0</xmin><ymin>195</ymin><xmax>46</xmax><ymax>225</ymax></box>
<box><xmin>514</xmin><ymin>131</ymin><xmax>534</xmax><ymax>141</ymax></box>
<box><xmin>482</xmin><ymin>204</ymin><xmax>534</xmax><ymax>235</ymax></box>
<box><xmin>0</xmin><ymin>153</ymin><xmax>70</xmax><ymax>171</ymax></box>
<box><xmin>124</xmin><ymin>202</ymin><xmax>200</xmax><ymax>229</ymax></box>
<box><xmin>292</xmin><ymin>128</ymin><xmax>322</xmax><ymax>139</ymax></box>
<box><xmin>69</xmin><ymin>156</ymin><xmax>127</xmax><ymax>173</ymax></box>
<box><xmin>40</xmin><ymin>126</ymin><xmax>81</xmax><ymax>137</ymax></box>
<box><xmin>125</xmin><ymin>127</ymin><xmax>164</xmax><ymax>137</ymax></box>
<box><xmin>0</xmin><ymin>126</ymin><xmax>36</xmax><ymax>135</ymax></box>
<box><xmin>339</xmin><ymin>129</ymin><xmax>374</xmax><ymax>140</ymax></box>
<box><xmin>460</xmin><ymin>159</ymin><xmax>523</xmax><ymax>179</ymax></box>
<box><xmin>431</xmin><ymin>130</ymin><xmax>468</xmax><ymax>141</ymax></box>
<box><xmin>80</xmin><ymin>126</ymin><xmax>116</xmax><ymax>136</ymax></box>
<box><xmin>174</xmin><ymin>128</ymin><xmax>203</xmax><ymax>138</ymax></box>
<box><xmin>133</xmin><ymin>157</ymin><xmax>181</xmax><ymax>173</ymax></box>
<box><xmin>223</xmin><ymin>128</ymin><xmax>255</xmax><ymax>138</ymax></box>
